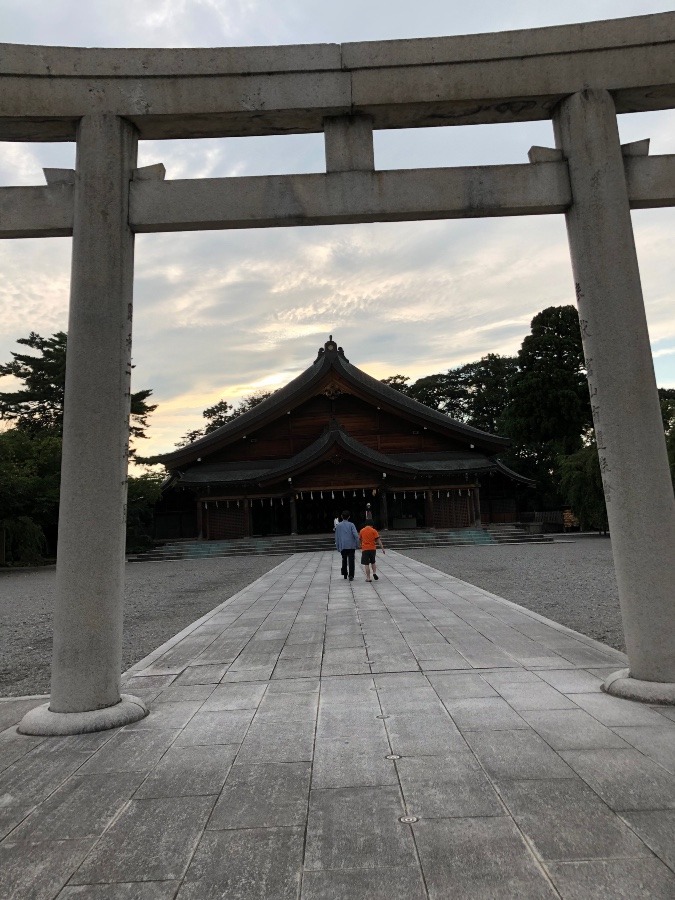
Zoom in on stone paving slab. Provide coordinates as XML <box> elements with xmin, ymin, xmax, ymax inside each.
<box><xmin>1</xmin><ymin>550</ymin><xmax>674</xmax><ymax>899</ymax></box>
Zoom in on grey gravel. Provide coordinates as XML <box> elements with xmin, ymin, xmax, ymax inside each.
<box><xmin>0</xmin><ymin>556</ymin><xmax>286</xmax><ymax>697</ymax></box>
<box><xmin>401</xmin><ymin>536</ymin><xmax>623</xmax><ymax>651</ymax></box>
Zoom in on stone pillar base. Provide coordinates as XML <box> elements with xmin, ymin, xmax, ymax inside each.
<box><xmin>602</xmin><ymin>668</ymin><xmax>675</xmax><ymax>705</ymax></box>
<box><xmin>17</xmin><ymin>694</ymin><xmax>148</xmax><ymax>736</ymax></box>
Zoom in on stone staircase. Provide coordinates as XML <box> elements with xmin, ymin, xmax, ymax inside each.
<box><xmin>128</xmin><ymin>524</ymin><xmax>552</xmax><ymax>563</ymax></box>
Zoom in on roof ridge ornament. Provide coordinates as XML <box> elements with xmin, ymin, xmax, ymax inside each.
<box><xmin>315</xmin><ymin>335</ymin><xmax>349</xmax><ymax>363</ymax></box>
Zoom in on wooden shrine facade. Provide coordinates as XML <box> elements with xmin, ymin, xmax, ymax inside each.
<box><xmin>155</xmin><ymin>339</ymin><xmax>530</xmax><ymax>539</ymax></box>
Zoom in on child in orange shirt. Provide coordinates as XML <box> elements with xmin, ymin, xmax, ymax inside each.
<box><xmin>359</xmin><ymin>523</ymin><xmax>385</xmax><ymax>582</ymax></box>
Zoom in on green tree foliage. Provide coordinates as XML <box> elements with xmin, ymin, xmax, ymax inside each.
<box><xmin>658</xmin><ymin>388</ymin><xmax>675</xmax><ymax>484</ymax></box>
<box><xmin>0</xmin><ymin>332</ymin><xmax>66</xmax><ymax>434</ymax></box>
<box><xmin>0</xmin><ymin>331</ymin><xmax>157</xmax><ymax>452</ymax></box>
<box><xmin>559</xmin><ymin>445</ymin><xmax>609</xmax><ymax>532</ymax></box>
<box><xmin>0</xmin><ymin>332</ymin><xmax>158</xmax><ymax>562</ymax></box>
<box><xmin>383</xmin><ymin>356</ymin><xmax>517</xmax><ymax>429</ymax></box>
<box><xmin>501</xmin><ymin>306</ymin><xmax>591</xmax><ymax>454</ymax></box>
<box><xmin>0</xmin><ymin>429</ymin><xmax>62</xmax><ymax>539</ymax></box>
<box><xmin>379</xmin><ymin>375</ymin><xmax>411</xmax><ymax>394</ymax></box>
<box><xmin>407</xmin><ymin>372</ymin><xmax>467</xmax><ymax>419</ymax></box>
<box><xmin>125</xmin><ymin>472</ymin><xmax>165</xmax><ymax>553</ymax></box>
<box><xmin>460</xmin><ymin>354</ymin><xmax>519</xmax><ymax>433</ymax></box>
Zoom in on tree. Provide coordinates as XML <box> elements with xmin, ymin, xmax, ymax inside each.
<box><xmin>501</xmin><ymin>306</ymin><xmax>592</xmax><ymax>456</ymax></box>
<box><xmin>658</xmin><ymin>388</ymin><xmax>675</xmax><ymax>485</ymax></box>
<box><xmin>0</xmin><ymin>331</ymin><xmax>158</xmax><ymax>562</ymax></box>
<box><xmin>498</xmin><ymin>306</ymin><xmax>592</xmax><ymax>506</ymax></box>
<box><xmin>460</xmin><ymin>354</ymin><xmax>518</xmax><ymax>433</ymax></box>
<box><xmin>559</xmin><ymin>444</ymin><xmax>608</xmax><ymax>532</ymax></box>
<box><xmin>407</xmin><ymin>371</ymin><xmax>468</xmax><ymax>418</ymax></box>
<box><xmin>380</xmin><ymin>375</ymin><xmax>410</xmax><ymax>394</ymax></box>
<box><xmin>0</xmin><ymin>331</ymin><xmax>157</xmax><ymax>451</ymax></box>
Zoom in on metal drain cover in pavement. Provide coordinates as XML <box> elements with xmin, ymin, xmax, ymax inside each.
<box><xmin>399</xmin><ymin>815</ymin><xmax>419</xmax><ymax>824</ymax></box>
<box><xmin>385</xmin><ymin>754</ymin><xmax>401</xmax><ymax>760</ymax></box>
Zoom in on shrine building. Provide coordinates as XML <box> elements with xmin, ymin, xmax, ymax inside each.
<box><xmin>154</xmin><ymin>338</ymin><xmax>530</xmax><ymax>539</ymax></box>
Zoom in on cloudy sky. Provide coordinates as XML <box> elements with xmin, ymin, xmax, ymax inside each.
<box><xmin>1</xmin><ymin>0</ymin><xmax>674</xmax><ymax>461</ymax></box>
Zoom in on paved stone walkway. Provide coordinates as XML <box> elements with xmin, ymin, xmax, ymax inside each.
<box><xmin>1</xmin><ymin>552</ymin><xmax>674</xmax><ymax>899</ymax></box>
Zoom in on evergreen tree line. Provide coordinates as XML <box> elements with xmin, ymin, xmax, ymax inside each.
<box><xmin>381</xmin><ymin>306</ymin><xmax>675</xmax><ymax>529</ymax></box>
<box><xmin>0</xmin><ymin>332</ymin><xmax>162</xmax><ymax>564</ymax></box>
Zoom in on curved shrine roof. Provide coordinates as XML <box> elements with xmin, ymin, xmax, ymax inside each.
<box><xmin>159</xmin><ymin>338</ymin><xmax>509</xmax><ymax>468</ymax></box>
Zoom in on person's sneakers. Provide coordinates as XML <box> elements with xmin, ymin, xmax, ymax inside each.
<box><xmin>343</xmin><ymin>575</ymin><xmax>347</xmax><ymax>579</ymax></box>
<box><xmin>349</xmin><ymin>576</ymin><xmax>354</xmax><ymax>581</ymax></box>
<box><xmin>373</xmin><ymin>573</ymin><xmax>379</xmax><ymax>580</ymax></box>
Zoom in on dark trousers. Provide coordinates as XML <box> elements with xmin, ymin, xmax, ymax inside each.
<box><xmin>341</xmin><ymin>549</ymin><xmax>355</xmax><ymax>579</ymax></box>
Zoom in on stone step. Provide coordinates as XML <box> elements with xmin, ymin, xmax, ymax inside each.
<box><xmin>128</xmin><ymin>527</ymin><xmax>552</xmax><ymax>562</ymax></box>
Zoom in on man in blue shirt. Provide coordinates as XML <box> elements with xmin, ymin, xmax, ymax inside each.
<box><xmin>334</xmin><ymin>510</ymin><xmax>360</xmax><ymax>581</ymax></box>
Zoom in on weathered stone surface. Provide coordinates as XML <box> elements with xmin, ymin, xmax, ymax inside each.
<box><xmin>208</xmin><ymin>761</ymin><xmax>311</xmax><ymax>829</ymax></box>
<box><xmin>560</xmin><ymin>748</ymin><xmax>675</xmax><ymax>810</ymax></box>
<box><xmin>0</xmin><ymin>838</ymin><xmax>94</xmax><ymax>900</ymax></box>
<box><xmin>621</xmin><ymin>809</ymin><xmax>675</xmax><ymax>870</ymax></box>
<box><xmin>180</xmin><ymin>826</ymin><xmax>304</xmax><ymax>899</ymax></box>
<box><xmin>301</xmin><ymin>867</ymin><xmax>427</xmax><ymax>900</ymax></box>
<box><xmin>70</xmin><ymin>796</ymin><xmax>215</xmax><ymax>883</ymax></box>
<box><xmin>60</xmin><ymin>885</ymin><xmax>180</xmax><ymax>899</ymax></box>
<box><xmin>463</xmin><ymin>729</ymin><xmax>574</xmax><ymax>781</ymax></box>
<box><xmin>498</xmin><ymin>777</ymin><xmax>653</xmax><ymax>860</ymax></box>
<box><xmin>547</xmin><ymin>858</ymin><xmax>675</xmax><ymax>899</ymax></box>
<box><xmin>9</xmin><ymin>772</ymin><xmax>145</xmax><ymax>841</ymax></box>
<box><xmin>413</xmin><ymin>816</ymin><xmax>555</xmax><ymax>899</ymax></box>
<box><xmin>304</xmin><ymin>785</ymin><xmax>416</xmax><ymax>870</ymax></box>
<box><xmin>134</xmin><ymin>744</ymin><xmax>238</xmax><ymax>799</ymax></box>
<box><xmin>397</xmin><ymin>752</ymin><xmax>503</xmax><ymax>818</ymax></box>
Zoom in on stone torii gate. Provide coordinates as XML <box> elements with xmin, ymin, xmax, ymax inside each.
<box><xmin>2</xmin><ymin>13</ymin><xmax>674</xmax><ymax>734</ymax></box>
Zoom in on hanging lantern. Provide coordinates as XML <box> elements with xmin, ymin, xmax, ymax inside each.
<box><xmin>342</xmin><ymin>490</ymin><xmax>345</xmax><ymax>498</ymax></box>
<box><xmin>353</xmin><ymin>490</ymin><xmax>356</xmax><ymax>497</ymax></box>
<box><xmin>414</xmin><ymin>492</ymin><xmax>417</xmax><ymax>500</ymax></box>
<box><xmin>331</xmin><ymin>491</ymin><xmax>335</xmax><ymax>500</ymax></box>
<box><xmin>300</xmin><ymin>492</ymin><xmax>304</xmax><ymax>500</ymax></box>
<box><xmin>393</xmin><ymin>492</ymin><xmax>397</xmax><ymax>500</ymax></box>
<box><xmin>281</xmin><ymin>497</ymin><xmax>284</xmax><ymax>505</ymax></box>
<box><xmin>320</xmin><ymin>491</ymin><xmax>324</xmax><ymax>499</ymax></box>
<box><xmin>459</xmin><ymin>490</ymin><xmax>462</xmax><ymax>497</ymax></box>
<box><xmin>403</xmin><ymin>492</ymin><xmax>406</xmax><ymax>499</ymax></box>
<box><xmin>204</xmin><ymin>502</ymin><xmax>208</xmax><ymax>509</ymax></box>
<box><xmin>447</xmin><ymin>492</ymin><xmax>450</xmax><ymax>498</ymax></box>
<box><xmin>215</xmin><ymin>501</ymin><xmax>219</xmax><ymax>508</ymax></box>
<box><xmin>362</xmin><ymin>489</ymin><xmax>365</xmax><ymax>497</ymax></box>
<box><xmin>270</xmin><ymin>497</ymin><xmax>273</xmax><ymax>506</ymax></box>
<box><xmin>437</xmin><ymin>491</ymin><xmax>440</xmax><ymax>499</ymax></box>
<box><xmin>310</xmin><ymin>491</ymin><xmax>314</xmax><ymax>499</ymax></box>
<box><xmin>237</xmin><ymin>500</ymin><xmax>240</xmax><ymax>507</ymax></box>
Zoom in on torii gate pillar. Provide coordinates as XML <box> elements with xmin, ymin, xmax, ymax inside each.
<box><xmin>19</xmin><ymin>115</ymin><xmax>149</xmax><ymax>734</ymax></box>
<box><xmin>554</xmin><ymin>90</ymin><xmax>675</xmax><ymax>702</ymax></box>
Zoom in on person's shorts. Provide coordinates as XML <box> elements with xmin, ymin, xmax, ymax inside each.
<box><xmin>361</xmin><ymin>550</ymin><xmax>376</xmax><ymax>565</ymax></box>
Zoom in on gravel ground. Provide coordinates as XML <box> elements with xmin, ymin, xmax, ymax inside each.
<box><xmin>401</xmin><ymin>535</ymin><xmax>623</xmax><ymax>651</ymax></box>
<box><xmin>0</xmin><ymin>537</ymin><xmax>623</xmax><ymax>698</ymax></box>
<box><xmin>0</xmin><ymin>555</ymin><xmax>286</xmax><ymax>697</ymax></box>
